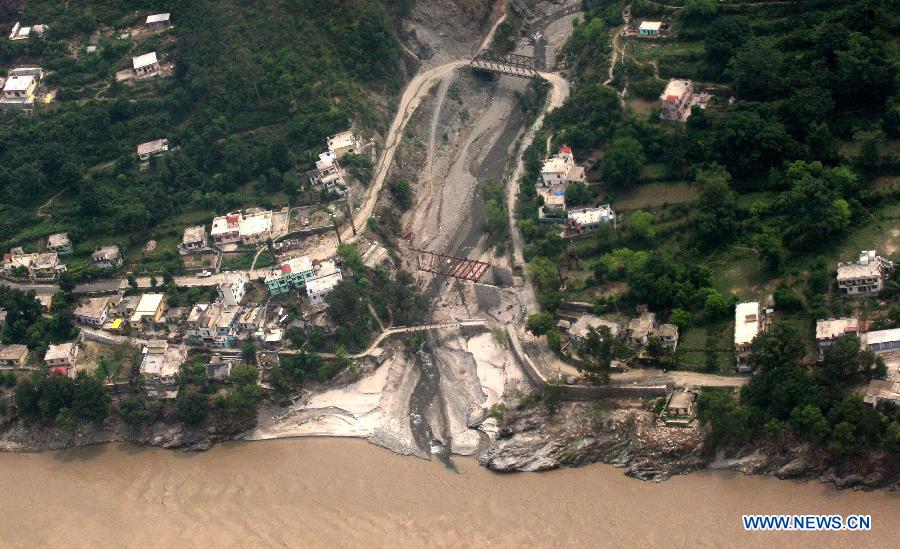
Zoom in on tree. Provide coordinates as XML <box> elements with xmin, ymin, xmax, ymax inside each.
<box><xmin>689</xmin><ymin>165</ymin><xmax>738</xmax><ymax>248</ymax></box>
<box><xmin>59</xmin><ymin>272</ymin><xmax>76</xmax><ymax>294</ymax></box>
<box><xmin>528</xmin><ymin>256</ymin><xmax>560</xmax><ymax>292</ymax></box>
<box><xmin>526</xmin><ymin>312</ymin><xmax>555</xmax><ymax>336</ymax></box>
<box><xmin>646</xmin><ymin>336</ymin><xmax>664</xmax><ymax>361</ymax></box>
<box><xmin>55</xmin><ymin>407</ymin><xmax>79</xmax><ymax>432</ymax></box>
<box><xmin>95</xmin><ymin>355</ymin><xmax>115</xmax><ymax>382</ymax></box>
<box><xmin>703</xmin><ymin>289</ymin><xmax>732</xmax><ymax>320</ymax></box>
<box><xmin>176</xmin><ymin>390</ymin><xmax>209</xmax><ymax>426</ymax></box>
<box><xmin>629</xmin><ymin>210</ymin><xmax>655</xmax><ymax>241</ymax></box>
<box><xmin>576</xmin><ymin>326</ymin><xmax>613</xmax><ymax>385</ymax></box>
<box><xmin>241</xmin><ymin>342</ymin><xmax>257</xmax><ymax>364</ymax></box>
<box><xmin>789</xmin><ymin>404</ymin><xmax>830</xmax><ymax>442</ymax></box>
<box><xmin>752</xmin><ymin>227</ymin><xmax>785</xmax><ymax>273</ymax></box>
<box><xmin>852</xmin><ymin>127</ymin><xmax>885</xmax><ymax>174</ymax></box>
<box><xmin>727</xmin><ymin>39</ymin><xmax>783</xmax><ymax>102</ymax></box>
<box><xmin>704</xmin><ymin>16</ymin><xmax>749</xmax><ymax>73</ymax></box>
<box><xmin>749</xmin><ymin>322</ymin><xmax>805</xmax><ymax>373</ymax></box>
<box><xmin>709</xmin><ymin>105</ymin><xmax>792</xmax><ymax>182</ymax></box>
<box><xmin>390</xmin><ymin>178</ymin><xmax>413</xmax><ymax>210</ymax></box>
<box><xmin>71</xmin><ymin>371</ymin><xmax>110</xmax><ymax>421</ymax></box>
<box><xmin>772</xmin><ymin>283</ymin><xmax>803</xmax><ymax>312</ymax></box>
<box><xmin>821</xmin><ymin>335</ymin><xmax>884</xmax><ymax>385</ymax></box>
<box><xmin>565</xmin><ymin>182</ymin><xmax>591</xmax><ymax>206</ymax></box>
<box><xmin>119</xmin><ymin>397</ymin><xmax>153</xmax><ymax>425</ymax></box>
<box><xmin>697</xmin><ymin>390</ymin><xmax>750</xmax><ymax>445</ymax></box>
<box><xmin>601</xmin><ymin>137</ymin><xmax>644</xmax><ymax>190</ymax></box>
<box><xmin>229</xmin><ymin>364</ymin><xmax>259</xmax><ymax>386</ymax></box>
<box><xmin>669</xmin><ymin>308</ymin><xmax>693</xmax><ymax>331</ymax></box>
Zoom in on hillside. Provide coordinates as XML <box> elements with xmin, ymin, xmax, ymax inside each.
<box><xmin>515</xmin><ymin>0</ymin><xmax>900</xmax><ymax>463</ymax></box>
<box><xmin>0</xmin><ymin>0</ymin><xmax>415</xmax><ymax>268</ymax></box>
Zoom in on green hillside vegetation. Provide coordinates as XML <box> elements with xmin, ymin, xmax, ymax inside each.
<box><xmin>516</xmin><ymin>0</ymin><xmax>900</xmax><ymax>457</ymax></box>
<box><xmin>0</xmin><ymin>0</ymin><xmax>412</xmax><ymax>264</ymax></box>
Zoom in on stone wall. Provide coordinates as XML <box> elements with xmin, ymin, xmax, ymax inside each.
<box><xmin>505</xmin><ymin>325</ymin><xmax>671</xmax><ymax>400</ymax></box>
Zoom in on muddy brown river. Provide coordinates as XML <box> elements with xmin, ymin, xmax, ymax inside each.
<box><xmin>0</xmin><ymin>439</ymin><xmax>896</xmax><ymax>547</ymax></box>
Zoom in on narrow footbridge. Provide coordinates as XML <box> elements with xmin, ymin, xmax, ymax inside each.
<box><xmin>470</xmin><ymin>51</ymin><xmax>539</xmax><ymax>78</ymax></box>
<box><xmin>282</xmin><ymin>319</ymin><xmax>488</xmax><ymax>359</ymax></box>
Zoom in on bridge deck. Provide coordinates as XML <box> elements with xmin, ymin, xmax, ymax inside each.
<box><xmin>469</xmin><ymin>51</ymin><xmax>538</xmax><ymax>79</ymax></box>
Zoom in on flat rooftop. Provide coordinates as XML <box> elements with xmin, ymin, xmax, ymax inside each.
<box><xmin>74</xmin><ymin>297</ymin><xmax>110</xmax><ymax>319</ymax></box>
<box><xmin>133</xmin><ymin>52</ymin><xmax>158</xmax><ymax>69</ymax></box>
<box><xmin>661</xmin><ymin>79</ymin><xmax>691</xmax><ymax>101</ymax></box>
<box><xmin>734</xmin><ymin>301</ymin><xmax>760</xmax><ymax>346</ymax></box>
<box><xmin>146</xmin><ymin>13</ymin><xmax>171</xmax><ymax>24</ymax></box>
<box><xmin>815</xmin><ymin>317</ymin><xmax>858</xmax><ymax>340</ymax></box>
<box><xmin>3</xmin><ymin>74</ymin><xmax>34</xmax><ymax>92</ymax></box>
<box><xmin>837</xmin><ymin>262</ymin><xmax>881</xmax><ymax>280</ymax></box>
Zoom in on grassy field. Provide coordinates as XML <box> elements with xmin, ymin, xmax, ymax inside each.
<box><xmin>678</xmin><ymin>323</ymin><xmax>736</xmax><ymax>373</ymax></box>
<box><xmin>708</xmin><ymin>249</ymin><xmax>778</xmax><ymax>301</ymax></box>
<box><xmin>835</xmin><ymin>202</ymin><xmax>900</xmax><ymax>260</ymax></box>
<box><xmin>611</xmin><ymin>181</ymin><xmax>697</xmax><ymax>211</ymax></box>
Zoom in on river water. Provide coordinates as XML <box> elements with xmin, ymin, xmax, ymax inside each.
<box><xmin>0</xmin><ymin>439</ymin><xmax>896</xmax><ymax>548</ymax></box>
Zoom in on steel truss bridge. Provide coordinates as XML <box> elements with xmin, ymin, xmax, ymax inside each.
<box><xmin>413</xmin><ymin>248</ymin><xmax>491</xmax><ymax>282</ymax></box>
<box><xmin>469</xmin><ymin>51</ymin><xmax>539</xmax><ymax>79</ymax></box>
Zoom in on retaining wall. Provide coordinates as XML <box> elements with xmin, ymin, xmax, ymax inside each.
<box><xmin>505</xmin><ymin>325</ymin><xmax>671</xmax><ymax>400</ymax></box>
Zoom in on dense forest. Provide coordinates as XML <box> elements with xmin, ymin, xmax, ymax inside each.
<box><xmin>515</xmin><ymin>0</ymin><xmax>900</xmax><ymax>456</ymax></box>
<box><xmin>0</xmin><ymin>0</ymin><xmax>412</xmax><ymax>257</ymax></box>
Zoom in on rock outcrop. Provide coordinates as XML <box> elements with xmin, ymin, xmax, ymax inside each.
<box><xmin>478</xmin><ymin>400</ymin><xmax>900</xmax><ymax>490</ymax></box>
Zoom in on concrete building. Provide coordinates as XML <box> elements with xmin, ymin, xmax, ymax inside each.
<box><xmin>8</xmin><ymin>22</ymin><xmax>46</xmax><ymax>41</ymax></box>
<box><xmin>132</xmin><ymin>52</ymin><xmax>160</xmax><ymax>78</ymax></box>
<box><xmin>664</xmin><ymin>389</ymin><xmax>697</xmax><ymax>426</ymax></box>
<box><xmin>836</xmin><ymin>250</ymin><xmax>892</xmax><ymax>297</ymax></box>
<box><xmin>540</xmin><ymin>145</ymin><xmax>585</xmax><ymax>187</ymax></box>
<box><xmin>628</xmin><ymin>311</ymin><xmax>657</xmax><ymax>347</ymax></box>
<box><xmin>31</xmin><ymin>253</ymin><xmax>65</xmax><ymax>281</ymax></box>
<box><xmin>569</xmin><ymin>314</ymin><xmax>621</xmax><ymax>345</ymax></box>
<box><xmin>35</xmin><ymin>294</ymin><xmax>53</xmax><ymax>312</ymax></box>
<box><xmin>309</xmin><ymin>150</ymin><xmax>345</xmax><ymax>190</ymax></box>
<box><xmin>129</xmin><ymin>293</ymin><xmax>166</xmax><ymax>329</ymax></box>
<box><xmin>327</xmin><ymin>130</ymin><xmax>357</xmax><ymax>159</ymax></box>
<box><xmin>0</xmin><ymin>344</ymin><xmax>29</xmax><ymax>368</ymax></box>
<box><xmin>660</xmin><ymin>79</ymin><xmax>694</xmax><ymax>122</ymax></box>
<box><xmin>815</xmin><ymin>317</ymin><xmax>859</xmax><ymax>360</ymax></box>
<box><xmin>218</xmin><ymin>271</ymin><xmax>249</xmax><ymax>307</ymax></box>
<box><xmin>305</xmin><ymin>260</ymin><xmax>343</xmax><ymax>305</ymax></box>
<box><xmin>238</xmin><ymin>211</ymin><xmax>273</xmax><ymax>244</ymax></box>
<box><xmin>91</xmin><ymin>245</ymin><xmax>122</xmax><ymax>268</ymax></box>
<box><xmin>73</xmin><ymin>297</ymin><xmax>112</xmax><ymax>327</ymax></box>
<box><xmin>45</xmin><ymin>342</ymin><xmax>79</xmax><ymax>377</ymax></box>
<box><xmin>0</xmin><ymin>71</ymin><xmax>39</xmax><ymax>110</ymax></box>
<box><xmin>565</xmin><ymin>206</ymin><xmax>616</xmax><ymax>235</ymax></box>
<box><xmin>211</xmin><ymin>213</ymin><xmax>242</xmax><ymax>245</ymax></box>
<box><xmin>265</xmin><ymin>255</ymin><xmax>315</xmax><ymax>295</ymax></box>
<box><xmin>864</xmin><ymin>380</ymin><xmax>900</xmax><ymax>408</ymax></box>
<box><xmin>655</xmin><ymin>323</ymin><xmax>679</xmax><ymax>351</ymax></box>
<box><xmin>207</xmin><ymin>353</ymin><xmax>238</xmax><ymax>381</ymax></box>
<box><xmin>136</xmin><ymin>138</ymin><xmax>170</xmax><ymax>161</ymax></box>
<box><xmin>140</xmin><ymin>340</ymin><xmax>186</xmax><ymax>389</ymax></box>
<box><xmin>180</xmin><ymin>225</ymin><xmax>208</xmax><ymax>253</ymax></box>
<box><xmin>860</xmin><ymin>328</ymin><xmax>900</xmax><ymax>353</ymax></box>
<box><xmin>46</xmin><ymin>233</ymin><xmax>73</xmax><ymax>255</ymax></box>
<box><xmin>3</xmin><ymin>251</ymin><xmax>66</xmax><ymax>281</ymax></box>
<box><xmin>145</xmin><ymin>13</ymin><xmax>172</xmax><ymax>30</ymax></box>
<box><xmin>238</xmin><ymin>305</ymin><xmax>263</xmax><ymax>333</ymax></box>
<box><xmin>185</xmin><ymin>302</ymin><xmax>240</xmax><ymax>348</ymax></box>
<box><xmin>734</xmin><ymin>301</ymin><xmax>762</xmax><ymax>373</ymax></box>
<box><xmin>639</xmin><ymin>21</ymin><xmax>662</xmax><ymax>36</ymax></box>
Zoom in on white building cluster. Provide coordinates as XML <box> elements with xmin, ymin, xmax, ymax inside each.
<box><xmin>307</xmin><ymin>130</ymin><xmax>359</xmax><ymax>192</ymax></box>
